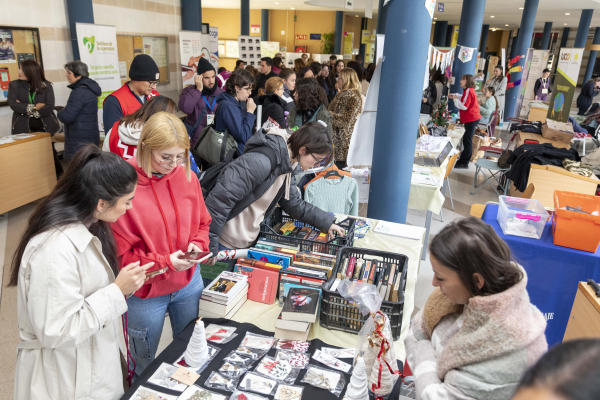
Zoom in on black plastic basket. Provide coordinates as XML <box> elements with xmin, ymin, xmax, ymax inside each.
<box><xmin>259</xmin><ymin>208</ymin><xmax>355</xmax><ymax>256</ymax></box>
<box><xmin>319</xmin><ymin>247</ymin><xmax>408</xmax><ymax>340</ymax></box>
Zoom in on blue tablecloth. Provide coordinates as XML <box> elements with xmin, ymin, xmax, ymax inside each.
<box><xmin>482</xmin><ymin>204</ymin><xmax>600</xmax><ymax>347</ymax></box>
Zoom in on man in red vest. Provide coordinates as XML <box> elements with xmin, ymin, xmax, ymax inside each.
<box><xmin>102</xmin><ymin>54</ymin><xmax>160</xmax><ymax>132</ymax></box>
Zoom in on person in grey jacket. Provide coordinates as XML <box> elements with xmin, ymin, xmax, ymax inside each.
<box><xmin>203</xmin><ymin>121</ymin><xmax>345</xmax><ymax>257</ymax></box>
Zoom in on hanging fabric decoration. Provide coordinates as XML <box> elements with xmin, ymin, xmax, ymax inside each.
<box><xmin>436</xmin><ymin>50</ymin><xmax>442</xmax><ymax>70</ymax></box>
<box><xmin>506</xmin><ymin>79</ymin><xmax>521</xmax><ymax>89</ymax></box>
<box><xmin>458</xmin><ymin>46</ymin><xmax>476</xmax><ymax>63</ymax></box>
<box><xmin>508</xmin><ymin>65</ymin><xmax>522</xmax><ymax>74</ymax></box>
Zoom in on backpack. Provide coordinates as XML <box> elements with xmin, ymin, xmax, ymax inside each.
<box><xmin>192</xmin><ymin>105</ymin><xmax>238</xmax><ymax>166</ymax></box>
<box><xmin>200</xmin><ymin>145</ymin><xmax>278</xmax><ymax>207</ymax></box>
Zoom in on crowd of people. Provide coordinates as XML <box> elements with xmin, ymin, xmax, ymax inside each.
<box><xmin>7</xmin><ymin>52</ymin><xmax>600</xmax><ymax>400</ymax></box>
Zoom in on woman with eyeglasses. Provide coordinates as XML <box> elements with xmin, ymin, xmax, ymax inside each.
<box><xmin>255</xmin><ymin>77</ymin><xmax>288</xmax><ymax>128</ymax></box>
<box><xmin>110</xmin><ymin>111</ymin><xmax>212</xmax><ymax>378</ymax></box>
<box><xmin>215</xmin><ymin>68</ymin><xmax>256</xmax><ymax>156</ymax></box>
<box><xmin>102</xmin><ymin>54</ymin><xmax>160</xmax><ymax>134</ymax></box>
<box><xmin>203</xmin><ymin>121</ymin><xmax>345</xmax><ymax>258</ymax></box>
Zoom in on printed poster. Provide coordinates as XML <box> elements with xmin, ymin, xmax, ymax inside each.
<box><xmin>208</xmin><ymin>27</ymin><xmax>219</xmax><ymax>71</ymax></box>
<box><xmin>143</xmin><ymin>37</ymin><xmax>168</xmax><ymax>67</ymax></box>
<box><xmin>75</xmin><ymin>23</ymin><xmax>121</xmax><ymax>131</ymax></box>
<box><xmin>518</xmin><ymin>49</ymin><xmax>550</xmax><ymax>118</ymax></box>
<box><xmin>179</xmin><ymin>30</ymin><xmax>203</xmax><ymax>88</ymax></box>
<box><xmin>260</xmin><ymin>41</ymin><xmax>280</xmax><ymax>58</ymax></box>
<box><xmin>238</xmin><ymin>35</ymin><xmax>262</xmax><ymax>67</ymax></box>
<box><xmin>0</xmin><ymin>29</ymin><xmax>16</xmax><ymax>63</ymax></box>
<box><xmin>343</xmin><ymin>32</ymin><xmax>354</xmax><ymax>60</ymax></box>
<box><xmin>547</xmin><ymin>47</ymin><xmax>584</xmax><ymax>122</ymax></box>
<box><xmin>225</xmin><ymin>40</ymin><xmax>239</xmax><ymax>58</ymax></box>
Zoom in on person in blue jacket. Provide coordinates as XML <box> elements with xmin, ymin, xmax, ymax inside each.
<box><xmin>215</xmin><ymin>68</ymin><xmax>256</xmax><ymax>156</ymax></box>
<box><xmin>58</xmin><ymin>61</ymin><xmax>102</xmax><ymax>161</ymax></box>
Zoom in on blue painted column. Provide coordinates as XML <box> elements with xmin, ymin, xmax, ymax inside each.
<box><xmin>376</xmin><ymin>0</ymin><xmax>387</xmax><ymax>35</ymax></box>
<box><xmin>334</xmin><ymin>11</ymin><xmax>344</xmax><ymax>55</ymax></box>
<box><xmin>437</xmin><ymin>21</ymin><xmax>449</xmax><ymax>46</ymax></box>
<box><xmin>432</xmin><ymin>22</ymin><xmax>441</xmax><ymax>45</ymax></box>
<box><xmin>367</xmin><ymin>0</ymin><xmax>433</xmax><ymax>223</ymax></box>
<box><xmin>448</xmin><ymin>0</ymin><xmax>486</xmax><ymax>113</ymax></box>
<box><xmin>445</xmin><ymin>24</ymin><xmax>454</xmax><ymax>47</ymax></box>
<box><xmin>541</xmin><ymin>22</ymin><xmax>553</xmax><ymax>50</ymax></box>
<box><xmin>241</xmin><ymin>0</ymin><xmax>250</xmax><ymax>36</ymax></box>
<box><xmin>584</xmin><ymin>27</ymin><xmax>600</xmax><ymax>82</ymax></box>
<box><xmin>65</xmin><ymin>0</ymin><xmax>94</xmax><ymax>60</ymax></box>
<box><xmin>181</xmin><ymin>0</ymin><xmax>202</xmax><ymax>32</ymax></box>
<box><xmin>510</xmin><ymin>28</ymin><xmax>519</xmax><ymax>58</ymax></box>
<box><xmin>505</xmin><ymin>0</ymin><xmax>539</xmax><ymax>120</ymax></box>
<box><xmin>575</xmin><ymin>10</ymin><xmax>593</xmax><ymax>48</ymax></box>
<box><xmin>261</xmin><ymin>10</ymin><xmax>269</xmax><ymax>41</ymax></box>
<box><xmin>560</xmin><ymin>27</ymin><xmax>570</xmax><ymax>48</ymax></box>
<box><xmin>480</xmin><ymin>24</ymin><xmax>490</xmax><ymax>56</ymax></box>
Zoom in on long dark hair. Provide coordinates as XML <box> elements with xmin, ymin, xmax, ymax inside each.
<box><xmin>21</xmin><ymin>59</ymin><xmax>47</xmax><ymax>94</ymax></box>
<box><xmin>517</xmin><ymin>339</ymin><xmax>600</xmax><ymax>400</ymax></box>
<box><xmin>364</xmin><ymin>63</ymin><xmax>376</xmax><ymax>83</ymax></box>
<box><xmin>429</xmin><ymin>217</ymin><xmax>523</xmax><ymax>296</ymax></box>
<box><xmin>295</xmin><ymin>78</ymin><xmax>322</xmax><ymax>112</ymax></box>
<box><xmin>226</xmin><ymin>68</ymin><xmax>255</xmax><ymax>95</ymax></box>
<box><xmin>120</xmin><ymin>95</ymin><xmax>177</xmax><ymax>129</ymax></box>
<box><xmin>347</xmin><ymin>61</ymin><xmax>364</xmax><ymax>82</ymax></box>
<box><xmin>9</xmin><ymin>145</ymin><xmax>138</xmax><ymax>286</ymax></box>
<box><xmin>492</xmin><ymin>66</ymin><xmax>504</xmax><ymax>84</ymax></box>
<box><xmin>485</xmin><ymin>86</ymin><xmax>499</xmax><ymax>111</ymax></box>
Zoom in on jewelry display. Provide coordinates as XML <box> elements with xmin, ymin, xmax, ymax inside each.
<box><xmin>148</xmin><ymin>363</ymin><xmax>188</xmax><ymax>392</ymax></box>
<box><xmin>219</xmin><ymin>362</ymin><xmax>248</xmax><ymax>378</ymax></box>
<box><xmin>205</xmin><ymin>371</ymin><xmax>238</xmax><ymax>392</ymax></box>
<box><xmin>130</xmin><ymin>386</ymin><xmax>178</xmax><ymax>400</ymax></box>
<box><xmin>255</xmin><ymin>356</ymin><xmax>301</xmax><ymax>384</ymax></box>
<box><xmin>224</xmin><ymin>350</ymin><xmax>254</xmax><ymax>367</ymax></box>
<box><xmin>275</xmin><ymin>340</ymin><xmax>310</xmax><ymax>353</ymax></box>
<box><xmin>274</xmin><ymin>350</ymin><xmax>310</xmax><ymax>369</ymax></box>
<box><xmin>228</xmin><ymin>390</ymin><xmax>269</xmax><ymax>400</ymax></box>
<box><xmin>238</xmin><ymin>372</ymin><xmax>278</xmax><ymax>396</ymax></box>
<box><xmin>178</xmin><ymin>386</ymin><xmax>227</xmax><ymax>400</ymax></box>
<box><xmin>274</xmin><ymin>385</ymin><xmax>304</xmax><ymax>400</ymax></box>
<box><xmin>235</xmin><ymin>346</ymin><xmax>268</xmax><ymax>360</ymax></box>
<box><xmin>301</xmin><ymin>365</ymin><xmax>346</xmax><ymax>396</ymax></box>
<box><xmin>312</xmin><ymin>349</ymin><xmax>352</xmax><ymax>373</ymax></box>
<box><xmin>240</xmin><ymin>332</ymin><xmax>276</xmax><ymax>351</ymax></box>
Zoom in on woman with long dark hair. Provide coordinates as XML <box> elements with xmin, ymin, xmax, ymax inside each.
<box><xmin>327</xmin><ymin>59</ymin><xmax>345</xmax><ymax>100</ymax></box>
<box><xmin>405</xmin><ymin>217</ymin><xmax>547</xmax><ymax>400</ymax></box>
<box><xmin>288</xmin><ymin>78</ymin><xmax>333</xmax><ymax>138</ymax></box>
<box><xmin>103</xmin><ymin>95</ymin><xmax>178</xmax><ymax>160</ymax></box>
<box><xmin>486</xmin><ymin>66</ymin><xmax>507</xmax><ymax>118</ymax></box>
<box><xmin>7</xmin><ymin>59</ymin><xmax>59</xmax><ymax>135</ymax></box>
<box><xmin>11</xmin><ymin>145</ymin><xmax>154</xmax><ymax>400</ymax></box>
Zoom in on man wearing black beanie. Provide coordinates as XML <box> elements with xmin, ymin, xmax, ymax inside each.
<box><xmin>179</xmin><ymin>58</ymin><xmax>225</xmax><ymax>149</ymax></box>
<box><xmin>102</xmin><ymin>54</ymin><xmax>161</xmax><ymax>134</ymax></box>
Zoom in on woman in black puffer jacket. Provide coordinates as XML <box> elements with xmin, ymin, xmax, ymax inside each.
<box><xmin>58</xmin><ymin>61</ymin><xmax>102</xmax><ymax>160</ymax></box>
<box><xmin>254</xmin><ymin>76</ymin><xmax>288</xmax><ymax>128</ymax></box>
<box><xmin>202</xmin><ymin>122</ymin><xmax>345</xmax><ymax>257</ymax></box>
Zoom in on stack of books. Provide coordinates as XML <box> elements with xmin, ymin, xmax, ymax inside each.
<box><xmin>331</xmin><ymin>257</ymin><xmax>403</xmax><ymax>302</ymax></box>
<box><xmin>199</xmin><ymin>271</ymin><xmax>248</xmax><ymax>319</ymax></box>
<box><xmin>275</xmin><ymin>285</ymin><xmax>321</xmax><ymax>340</ymax></box>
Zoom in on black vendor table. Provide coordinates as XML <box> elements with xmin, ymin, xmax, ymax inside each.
<box><xmin>121</xmin><ymin>318</ymin><xmax>404</xmax><ymax>399</ymax></box>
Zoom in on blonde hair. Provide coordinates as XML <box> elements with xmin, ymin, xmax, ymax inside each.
<box><xmin>265</xmin><ymin>77</ymin><xmax>284</xmax><ymax>94</ymax></box>
<box><xmin>137</xmin><ymin>112</ymin><xmax>192</xmax><ymax>181</ymax></box>
<box><xmin>339</xmin><ymin>68</ymin><xmax>361</xmax><ymax>91</ymax></box>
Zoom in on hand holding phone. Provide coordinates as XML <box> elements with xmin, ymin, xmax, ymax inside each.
<box><xmin>178</xmin><ymin>251</ymin><xmax>212</xmax><ymax>263</ymax></box>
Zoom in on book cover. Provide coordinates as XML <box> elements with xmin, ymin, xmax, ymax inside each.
<box><xmin>248</xmin><ymin>249</ymin><xmax>292</xmax><ymax>268</ymax></box>
<box><xmin>200</xmin><ymin>285</ymin><xmax>248</xmax><ymax>312</ymax></box>
<box><xmin>385</xmin><ymin>264</ymin><xmax>396</xmax><ymax>301</ymax></box>
<box><xmin>392</xmin><ymin>265</ymin><xmax>403</xmax><ymax>302</ymax></box>
<box><xmin>203</xmin><ymin>271</ymin><xmax>248</xmax><ymax>300</ymax></box>
<box><xmin>292</xmin><ymin>261</ymin><xmax>332</xmax><ymax>277</ymax></box>
<box><xmin>353</xmin><ymin>259</ymin><xmax>363</xmax><ymax>281</ymax></box>
<box><xmin>233</xmin><ymin>265</ymin><xmax>279</xmax><ymax>304</ymax></box>
<box><xmin>281</xmin><ymin>287</ymin><xmax>320</xmax><ymax>323</ymax></box>
<box><xmin>294</xmin><ymin>252</ymin><xmax>336</xmax><ymax>268</ymax></box>
<box><xmin>284</xmin><ymin>265</ymin><xmax>328</xmax><ymax>279</ymax></box>
<box><xmin>379</xmin><ymin>263</ymin><xmax>391</xmax><ymax>298</ymax></box>
<box><xmin>237</xmin><ymin>257</ymin><xmax>282</xmax><ymax>273</ymax></box>
<box><xmin>306</xmin><ymin>230</ymin><xmax>320</xmax><ymax>241</ymax></box>
<box><xmin>254</xmin><ymin>243</ymin><xmax>298</xmax><ymax>259</ymax></box>
<box><xmin>296</xmin><ymin>227</ymin><xmax>313</xmax><ymax>239</ymax></box>
<box><xmin>368</xmin><ymin>260</ymin><xmax>377</xmax><ymax>284</ymax></box>
<box><xmin>256</xmin><ymin>238</ymin><xmax>300</xmax><ymax>251</ymax></box>
<box><xmin>360</xmin><ymin>261</ymin><xmax>371</xmax><ymax>282</ymax></box>
<box><xmin>279</xmin><ymin>274</ymin><xmax>325</xmax><ymax>305</ymax></box>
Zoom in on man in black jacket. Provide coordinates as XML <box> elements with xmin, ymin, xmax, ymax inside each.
<box><xmin>253</xmin><ymin>57</ymin><xmax>277</xmax><ymax>97</ymax></box>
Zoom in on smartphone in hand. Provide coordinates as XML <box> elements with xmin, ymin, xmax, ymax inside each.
<box><xmin>178</xmin><ymin>251</ymin><xmax>213</xmax><ymax>263</ymax></box>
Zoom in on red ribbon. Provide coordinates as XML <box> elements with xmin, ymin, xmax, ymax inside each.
<box><xmin>369</xmin><ymin>311</ymin><xmax>401</xmax><ymax>400</ymax></box>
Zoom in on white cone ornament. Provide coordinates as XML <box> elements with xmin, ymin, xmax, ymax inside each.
<box><xmin>370</xmin><ymin>352</ymin><xmax>395</xmax><ymax>397</ymax></box>
<box><xmin>184</xmin><ymin>319</ymin><xmax>209</xmax><ymax>367</ymax></box>
<box><xmin>344</xmin><ymin>357</ymin><xmax>369</xmax><ymax>400</ymax></box>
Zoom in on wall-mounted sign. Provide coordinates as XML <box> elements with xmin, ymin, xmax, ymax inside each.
<box><xmin>310</xmin><ymin>34</ymin><xmax>321</xmax><ymax>40</ymax></box>
<box><xmin>295</xmin><ymin>34</ymin><xmax>307</xmax><ymax>40</ymax></box>
<box><xmin>438</xmin><ymin>3</ymin><xmax>444</xmax><ymax>12</ymax></box>
<box><xmin>250</xmin><ymin>25</ymin><xmax>260</xmax><ymax>34</ymax></box>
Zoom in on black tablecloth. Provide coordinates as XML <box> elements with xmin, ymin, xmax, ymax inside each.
<box><xmin>121</xmin><ymin>318</ymin><xmax>403</xmax><ymax>399</ymax></box>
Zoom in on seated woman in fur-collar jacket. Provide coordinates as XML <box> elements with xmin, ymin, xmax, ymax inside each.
<box><xmin>405</xmin><ymin>217</ymin><xmax>548</xmax><ymax>400</ymax></box>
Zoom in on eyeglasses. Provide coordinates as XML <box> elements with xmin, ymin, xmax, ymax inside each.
<box><xmin>310</xmin><ymin>153</ymin><xmax>327</xmax><ymax>167</ymax></box>
<box><xmin>152</xmin><ymin>152</ymin><xmax>189</xmax><ymax>166</ymax></box>
<box><xmin>148</xmin><ymin>81</ymin><xmax>159</xmax><ymax>87</ymax></box>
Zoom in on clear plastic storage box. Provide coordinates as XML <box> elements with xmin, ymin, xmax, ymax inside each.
<box><xmin>497</xmin><ymin>196</ymin><xmax>549</xmax><ymax>239</ymax></box>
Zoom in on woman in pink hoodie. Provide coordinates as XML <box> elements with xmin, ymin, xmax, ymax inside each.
<box><xmin>111</xmin><ymin>112</ymin><xmax>212</xmax><ymax>378</ymax></box>
<box><xmin>102</xmin><ymin>95</ymin><xmax>177</xmax><ymax>160</ymax></box>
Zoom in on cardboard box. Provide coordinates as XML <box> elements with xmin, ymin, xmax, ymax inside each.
<box><xmin>516</xmin><ymin>131</ymin><xmax>570</xmax><ymax>149</ymax></box>
<box><xmin>542</xmin><ymin>119</ymin><xmax>574</xmax><ymax>144</ymax></box>
<box><xmin>528</xmin><ymin>107</ymin><xmax>548</xmax><ymax>123</ymax></box>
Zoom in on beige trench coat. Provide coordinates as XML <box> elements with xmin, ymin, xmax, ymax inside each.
<box><xmin>14</xmin><ymin>223</ymin><xmax>128</xmax><ymax>400</ymax></box>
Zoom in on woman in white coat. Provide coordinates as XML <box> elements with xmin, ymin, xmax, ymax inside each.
<box><xmin>486</xmin><ymin>66</ymin><xmax>508</xmax><ymax>119</ymax></box>
<box><xmin>9</xmin><ymin>145</ymin><xmax>154</xmax><ymax>400</ymax></box>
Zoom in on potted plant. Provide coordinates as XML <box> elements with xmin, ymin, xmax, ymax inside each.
<box><xmin>321</xmin><ymin>31</ymin><xmax>335</xmax><ymax>54</ymax></box>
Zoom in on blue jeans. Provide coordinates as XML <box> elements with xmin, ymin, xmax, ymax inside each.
<box><xmin>218</xmin><ymin>243</ymin><xmax>231</xmax><ymax>251</ymax></box>
<box><xmin>126</xmin><ymin>266</ymin><xmax>204</xmax><ymax>378</ymax></box>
